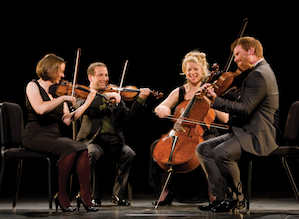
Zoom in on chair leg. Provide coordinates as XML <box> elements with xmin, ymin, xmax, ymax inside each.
<box><xmin>246</xmin><ymin>159</ymin><xmax>252</xmax><ymax>214</ymax></box>
<box><xmin>128</xmin><ymin>182</ymin><xmax>132</xmax><ymax>203</ymax></box>
<box><xmin>13</xmin><ymin>159</ymin><xmax>23</xmax><ymax>210</ymax></box>
<box><xmin>47</xmin><ymin>158</ymin><xmax>52</xmax><ymax>211</ymax></box>
<box><xmin>282</xmin><ymin>156</ymin><xmax>299</xmax><ymax>203</ymax></box>
<box><xmin>69</xmin><ymin>174</ymin><xmax>74</xmax><ymax>203</ymax></box>
<box><xmin>0</xmin><ymin>157</ymin><xmax>5</xmax><ymax>192</ymax></box>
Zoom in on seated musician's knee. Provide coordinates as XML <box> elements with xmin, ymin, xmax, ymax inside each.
<box><xmin>213</xmin><ymin>146</ymin><xmax>228</xmax><ymax>165</ymax></box>
<box><xmin>87</xmin><ymin>144</ymin><xmax>103</xmax><ymax>163</ymax></box>
<box><xmin>123</xmin><ymin>146</ymin><xmax>136</xmax><ymax>162</ymax></box>
<box><xmin>196</xmin><ymin>141</ymin><xmax>214</xmax><ymax>159</ymax></box>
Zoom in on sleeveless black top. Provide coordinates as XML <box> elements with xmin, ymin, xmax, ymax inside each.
<box><xmin>24</xmin><ymin>79</ymin><xmax>63</xmax><ymax>135</ymax></box>
<box><xmin>22</xmin><ymin>79</ymin><xmax>87</xmax><ymax>163</ymax></box>
<box><xmin>175</xmin><ymin>86</ymin><xmax>219</xmax><ymax>138</ymax></box>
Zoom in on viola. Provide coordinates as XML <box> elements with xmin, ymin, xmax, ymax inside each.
<box><xmin>102</xmin><ymin>84</ymin><xmax>164</xmax><ymax>101</ymax></box>
<box><xmin>198</xmin><ymin>63</ymin><xmax>253</xmax><ymax>100</ymax></box>
<box><xmin>212</xmin><ymin>65</ymin><xmax>252</xmax><ymax>96</ymax></box>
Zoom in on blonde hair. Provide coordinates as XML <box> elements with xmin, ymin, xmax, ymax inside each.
<box><xmin>87</xmin><ymin>62</ymin><xmax>108</xmax><ymax>76</ymax></box>
<box><xmin>36</xmin><ymin>53</ymin><xmax>66</xmax><ymax>83</ymax></box>
<box><xmin>182</xmin><ymin>50</ymin><xmax>209</xmax><ymax>81</ymax></box>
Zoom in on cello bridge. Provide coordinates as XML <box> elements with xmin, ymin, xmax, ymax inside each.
<box><xmin>174</xmin><ymin>124</ymin><xmax>186</xmax><ymax>133</ymax></box>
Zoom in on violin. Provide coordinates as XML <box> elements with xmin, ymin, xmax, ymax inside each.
<box><xmin>50</xmin><ymin>79</ymin><xmax>108</xmax><ymax>101</ymax></box>
<box><xmin>49</xmin><ymin>48</ymin><xmax>110</xmax><ymax>108</ymax></box>
<box><xmin>50</xmin><ymin>80</ymin><xmax>164</xmax><ymax>105</ymax></box>
<box><xmin>102</xmin><ymin>84</ymin><xmax>164</xmax><ymax>101</ymax></box>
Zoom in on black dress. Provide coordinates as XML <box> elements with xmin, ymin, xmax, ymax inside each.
<box><xmin>22</xmin><ymin>79</ymin><xmax>87</xmax><ymax>164</ymax></box>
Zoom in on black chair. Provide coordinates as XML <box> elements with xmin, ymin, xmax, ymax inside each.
<box><xmin>246</xmin><ymin>101</ymin><xmax>299</xmax><ymax>213</ymax></box>
<box><xmin>0</xmin><ymin>102</ymin><xmax>52</xmax><ymax>211</ymax></box>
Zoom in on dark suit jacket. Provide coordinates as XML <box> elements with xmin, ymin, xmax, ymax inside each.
<box><xmin>75</xmin><ymin>96</ymin><xmax>146</xmax><ymax>144</ymax></box>
<box><xmin>213</xmin><ymin>60</ymin><xmax>279</xmax><ymax>156</ymax></box>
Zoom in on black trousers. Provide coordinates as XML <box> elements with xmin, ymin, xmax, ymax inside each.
<box><xmin>196</xmin><ymin>133</ymin><xmax>244</xmax><ymax>202</ymax></box>
<box><xmin>87</xmin><ymin>134</ymin><xmax>136</xmax><ymax>200</ymax></box>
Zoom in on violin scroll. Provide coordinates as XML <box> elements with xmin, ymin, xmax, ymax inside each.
<box><xmin>206</xmin><ymin>63</ymin><xmax>222</xmax><ymax>83</ymax></box>
<box><xmin>152</xmin><ymin>90</ymin><xmax>164</xmax><ymax>99</ymax></box>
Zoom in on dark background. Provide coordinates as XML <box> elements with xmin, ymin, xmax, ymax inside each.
<box><xmin>0</xmin><ymin>3</ymin><xmax>298</xmax><ymax>199</ymax></box>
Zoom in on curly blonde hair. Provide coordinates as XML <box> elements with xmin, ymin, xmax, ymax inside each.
<box><xmin>182</xmin><ymin>50</ymin><xmax>209</xmax><ymax>82</ymax></box>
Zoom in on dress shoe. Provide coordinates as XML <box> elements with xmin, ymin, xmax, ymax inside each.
<box><xmin>111</xmin><ymin>195</ymin><xmax>131</xmax><ymax>206</ymax></box>
<box><xmin>76</xmin><ymin>195</ymin><xmax>98</xmax><ymax>212</ymax></box>
<box><xmin>198</xmin><ymin>199</ymin><xmax>221</xmax><ymax>211</ymax></box>
<box><xmin>54</xmin><ymin>193</ymin><xmax>76</xmax><ymax>212</ymax></box>
<box><xmin>211</xmin><ymin>199</ymin><xmax>245</xmax><ymax>212</ymax></box>
<box><xmin>152</xmin><ymin>193</ymin><xmax>173</xmax><ymax>206</ymax></box>
<box><xmin>91</xmin><ymin>199</ymin><xmax>101</xmax><ymax>207</ymax></box>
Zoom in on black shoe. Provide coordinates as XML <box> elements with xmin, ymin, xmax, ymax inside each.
<box><xmin>198</xmin><ymin>199</ymin><xmax>221</xmax><ymax>211</ymax></box>
<box><xmin>91</xmin><ymin>199</ymin><xmax>101</xmax><ymax>207</ymax></box>
<box><xmin>111</xmin><ymin>196</ymin><xmax>131</xmax><ymax>206</ymax></box>
<box><xmin>54</xmin><ymin>193</ymin><xmax>76</xmax><ymax>212</ymax></box>
<box><xmin>152</xmin><ymin>193</ymin><xmax>173</xmax><ymax>206</ymax></box>
<box><xmin>76</xmin><ymin>195</ymin><xmax>98</xmax><ymax>212</ymax></box>
<box><xmin>211</xmin><ymin>199</ymin><xmax>245</xmax><ymax>212</ymax></box>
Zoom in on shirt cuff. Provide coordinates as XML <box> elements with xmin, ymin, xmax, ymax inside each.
<box><xmin>136</xmin><ymin>96</ymin><xmax>146</xmax><ymax>105</ymax></box>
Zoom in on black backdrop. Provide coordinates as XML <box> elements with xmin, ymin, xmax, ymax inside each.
<box><xmin>0</xmin><ymin>3</ymin><xmax>298</xmax><ymax>198</ymax></box>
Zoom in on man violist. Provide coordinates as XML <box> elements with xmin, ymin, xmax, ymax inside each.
<box><xmin>196</xmin><ymin>37</ymin><xmax>279</xmax><ymax>212</ymax></box>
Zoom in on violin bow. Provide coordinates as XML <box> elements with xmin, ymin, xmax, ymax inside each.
<box><xmin>223</xmin><ymin>18</ymin><xmax>249</xmax><ymax>72</ymax></box>
<box><xmin>118</xmin><ymin>60</ymin><xmax>129</xmax><ymax>94</ymax></box>
<box><xmin>71</xmin><ymin>48</ymin><xmax>82</xmax><ymax>97</ymax></box>
<box><xmin>116</xmin><ymin>60</ymin><xmax>129</xmax><ymax>105</ymax></box>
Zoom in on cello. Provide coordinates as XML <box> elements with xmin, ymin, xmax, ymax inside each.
<box><xmin>153</xmin><ymin>94</ymin><xmax>215</xmax><ymax>173</ymax></box>
<box><xmin>152</xmin><ymin>74</ymin><xmax>217</xmax><ymax>209</ymax></box>
<box><xmin>152</xmin><ymin>60</ymin><xmax>231</xmax><ymax>174</ymax></box>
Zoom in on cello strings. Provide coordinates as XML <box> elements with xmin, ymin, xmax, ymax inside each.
<box><xmin>159</xmin><ymin>114</ymin><xmax>229</xmax><ymax>130</ymax></box>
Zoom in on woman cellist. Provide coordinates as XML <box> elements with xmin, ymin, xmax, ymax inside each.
<box><xmin>149</xmin><ymin>50</ymin><xmax>229</xmax><ymax>205</ymax></box>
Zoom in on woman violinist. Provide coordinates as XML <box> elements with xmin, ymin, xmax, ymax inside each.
<box><xmin>22</xmin><ymin>53</ymin><xmax>98</xmax><ymax>212</ymax></box>
<box><xmin>150</xmin><ymin>50</ymin><xmax>229</xmax><ymax>205</ymax></box>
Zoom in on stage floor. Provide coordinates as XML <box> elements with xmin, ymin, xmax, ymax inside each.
<box><xmin>0</xmin><ymin>193</ymin><xmax>298</xmax><ymax>219</ymax></box>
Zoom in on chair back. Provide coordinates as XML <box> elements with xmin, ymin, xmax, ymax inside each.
<box><xmin>284</xmin><ymin>101</ymin><xmax>299</xmax><ymax>144</ymax></box>
<box><xmin>0</xmin><ymin>102</ymin><xmax>23</xmax><ymax>148</ymax></box>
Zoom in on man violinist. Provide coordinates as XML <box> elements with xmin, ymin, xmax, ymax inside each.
<box><xmin>196</xmin><ymin>37</ymin><xmax>279</xmax><ymax>212</ymax></box>
<box><xmin>75</xmin><ymin>62</ymin><xmax>150</xmax><ymax>206</ymax></box>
